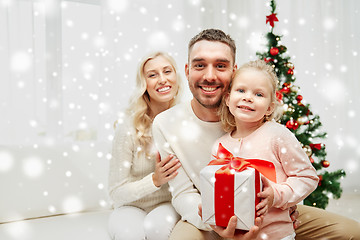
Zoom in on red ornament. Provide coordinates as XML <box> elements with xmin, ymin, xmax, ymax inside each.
<box><xmin>266</xmin><ymin>13</ymin><xmax>279</xmax><ymax>28</ymax></box>
<box><xmin>318</xmin><ymin>175</ymin><xmax>323</xmax><ymax>186</ymax></box>
<box><xmin>296</xmin><ymin>95</ymin><xmax>303</xmax><ymax>102</ymax></box>
<box><xmin>264</xmin><ymin>57</ymin><xmax>274</xmax><ymax>63</ymax></box>
<box><xmin>321</xmin><ymin>160</ymin><xmax>330</xmax><ymax>168</ymax></box>
<box><xmin>280</xmin><ymin>86</ymin><xmax>291</xmax><ymax>94</ymax></box>
<box><xmin>309</xmin><ymin>157</ymin><xmax>314</xmax><ymax>163</ymax></box>
<box><xmin>276</xmin><ymin>91</ymin><xmax>283</xmax><ymax>102</ymax></box>
<box><xmin>287</xmin><ymin>69</ymin><xmax>294</xmax><ymax>75</ymax></box>
<box><xmin>286</xmin><ymin>119</ymin><xmax>299</xmax><ymax>130</ymax></box>
<box><xmin>270</xmin><ymin>47</ymin><xmax>279</xmax><ymax>56</ymax></box>
<box><xmin>283</xmin><ymin>82</ymin><xmax>291</xmax><ymax>87</ymax></box>
<box><xmin>309</xmin><ymin>143</ymin><xmax>323</xmax><ymax>151</ymax></box>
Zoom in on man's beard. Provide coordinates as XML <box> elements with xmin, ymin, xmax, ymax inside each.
<box><xmin>190</xmin><ymin>81</ymin><xmax>224</xmax><ymax>109</ymax></box>
<box><xmin>194</xmin><ymin>95</ymin><xmax>222</xmax><ymax>109</ymax></box>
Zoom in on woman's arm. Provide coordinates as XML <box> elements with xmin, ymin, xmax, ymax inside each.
<box><xmin>108</xmin><ymin>124</ymin><xmax>159</xmax><ymax>206</ymax></box>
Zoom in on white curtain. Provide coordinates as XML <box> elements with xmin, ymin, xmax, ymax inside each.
<box><xmin>0</xmin><ymin>0</ymin><xmax>359</xmax><ymax>191</ymax></box>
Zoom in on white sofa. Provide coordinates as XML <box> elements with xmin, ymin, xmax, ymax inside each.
<box><xmin>0</xmin><ymin>144</ymin><xmax>113</xmax><ymax>240</ymax></box>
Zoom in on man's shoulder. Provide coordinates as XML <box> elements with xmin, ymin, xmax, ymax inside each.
<box><xmin>154</xmin><ymin>101</ymin><xmax>190</xmax><ymax>123</ymax></box>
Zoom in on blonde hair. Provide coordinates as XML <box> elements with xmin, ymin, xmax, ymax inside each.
<box><xmin>125</xmin><ymin>51</ymin><xmax>182</xmax><ymax>154</ymax></box>
<box><xmin>219</xmin><ymin>60</ymin><xmax>282</xmax><ymax>133</ymax></box>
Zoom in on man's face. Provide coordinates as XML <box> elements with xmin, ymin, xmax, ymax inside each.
<box><xmin>186</xmin><ymin>40</ymin><xmax>236</xmax><ymax>109</ymax></box>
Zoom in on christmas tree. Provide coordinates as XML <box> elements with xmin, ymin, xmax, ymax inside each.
<box><xmin>256</xmin><ymin>0</ymin><xmax>346</xmax><ymax>209</ymax></box>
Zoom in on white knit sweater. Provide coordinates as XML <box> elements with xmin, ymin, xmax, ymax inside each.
<box><xmin>108</xmin><ymin>115</ymin><xmax>171</xmax><ymax>212</ymax></box>
<box><xmin>152</xmin><ymin>101</ymin><xmax>224</xmax><ymax>230</ymax></box>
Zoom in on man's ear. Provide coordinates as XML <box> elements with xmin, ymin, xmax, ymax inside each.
<box><xmin>225</xmin><ymin>92</ymin><xmax>230</xmax><ymax>107</ymax></box>
<box><xmin>233</xmin><ymin>64</ymin><xmax>238</xmax><ymax>72</ymax></box>
<box><xmin>185</xmin><ymin>63</ymin><xmax>189</xmax><ymax>81</ymax></box>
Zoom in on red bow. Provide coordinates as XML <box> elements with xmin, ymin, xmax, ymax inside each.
<box><xmin>266</xmin><ymin>13</ymin><xmax>279</xmax><ymax>28</ymax></box>
<box><xmin>209</xmin><ymin>143</ymin><xmax>277</xmax><ymax>182</ymax></box>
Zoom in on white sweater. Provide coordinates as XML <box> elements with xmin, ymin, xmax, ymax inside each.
<box><xmin>152</xmin><ymin>101</ymin><xmax>225</xmax><ymax>230</ymax></box>
<box><xmin>108</xmin><ymin>115</ymin><xmax>171</xmax><ymax>212</ymax></box>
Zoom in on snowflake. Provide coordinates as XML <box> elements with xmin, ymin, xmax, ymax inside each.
<box><xmin>22</xmin><ymin>157</ymin><xmax>44</xmax><ymax>178</ymax></box>
<box><xmin>10</xmin><ymin>51</ymin><xmax>32</xmax><ymax>72</ymax></box>
<box><xmin>172</xmin><ymin>19</ymin><xmax>185</xmax><ymax>32</ymax></box>
<box><xmin>237</xmin><ymin>16</ymin><xmax>249</xmax><ymax>29</ymax></box>
<box><xmin>106</xmin><ymin>0</ymin><xmax>129</xmax><ymax>13</ymax></box>
<box><xmin>348</xmin><ymin>110</ymin><xmax>356</xmax><ymax>118</ymax></box>
<box><xmin>0</xmin><ymin>151</ymin><xmax>14</xmax><ymax>172</ymax></box>
<box><xmin>62</xmin><ymin>196</ymin><xmax>83</xmax><ymax>213</ymax></box>
<box><xmin>323</xmin><ymin>18</ymin><xmax>336</xmax><ymax>30</ymax></box>
<box><xmin>147</xmin><ymin>31</ymin><xmax>170</xmax><ymax>50</ymax></box>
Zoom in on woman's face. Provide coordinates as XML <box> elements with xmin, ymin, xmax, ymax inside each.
<box><xmin>144</xmin><ymin>55</ymin><xmax>179</xmax><ymax>105</ymax></box>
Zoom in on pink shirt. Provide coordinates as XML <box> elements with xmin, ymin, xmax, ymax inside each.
<box><xmin>212</xmin><ymin>120</ymin><xmax>319</xmax><ymax>240</ymax></box>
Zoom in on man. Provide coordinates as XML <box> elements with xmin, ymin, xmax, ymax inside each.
<box><xmin>152</xmin><ymin>29</ymin><xmax>360</xmax><ymax>240</ymax></box>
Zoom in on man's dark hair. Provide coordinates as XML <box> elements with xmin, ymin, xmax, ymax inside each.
<box><xmin>188</xmin><ymin>29</ymin><xmax>236</xmax><ymax>63</ymax></box>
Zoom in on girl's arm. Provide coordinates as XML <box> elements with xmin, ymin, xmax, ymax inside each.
<box><xmin>270</xmin><ymin>129</ymin><xmax>319</xmax><ymax>210</ymax></box>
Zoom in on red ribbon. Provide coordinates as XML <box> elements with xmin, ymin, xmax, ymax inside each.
<box><xmin>208</xmin><ymin>143</ymin><xmax>276</xmax><ymax>227</ymax></box>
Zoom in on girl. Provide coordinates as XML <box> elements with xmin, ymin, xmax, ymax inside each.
<box><xmin>212</xmin><ymin>60</ymin><xmax>319</xmax><ymax>240</ymax></box>
<box><xmin>108</xmin><ymin>52</ymin><xmax>182</xmax><ymax>240</ymax></box>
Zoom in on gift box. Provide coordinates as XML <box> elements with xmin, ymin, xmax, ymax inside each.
<box><xmin>200</xmin><ymin>164</ymin><xmax>261</xmax><ymax>230</ymax></box>
<box><xmin>200</xmin><ymin>143</ymin><xmax>276</xmax><ymax>230</ymax></box>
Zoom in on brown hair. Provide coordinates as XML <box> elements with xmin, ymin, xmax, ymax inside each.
<box><xmin>188</xmin><ymin>29</ymin><xmax>236</xmax><ymax>64</ymax></box>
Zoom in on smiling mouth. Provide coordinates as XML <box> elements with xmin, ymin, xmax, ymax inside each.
<box><xmin>157</xmin><ymin>86</ymin><xmax>171</xmax><ymax>92</ymax></box>
<box><xmin>200</xmin><ymin>86</ymin><xmax>219</xmax><ymax>92</ymax></box>
<box><xmin>238</xmin><ymin>105</ymin><xmax>255</xmax><ymax>111</ymax></box>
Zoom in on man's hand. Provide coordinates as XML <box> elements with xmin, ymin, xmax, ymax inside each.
<box><xmin>289</xmin><ymin>205</ymin><xmax>300</xmax><ymax>229</ymax></box>
<box><xmin>198</xmin><ymin>204</ymin><xmax>263</xmax><ymax>240</ymax></box>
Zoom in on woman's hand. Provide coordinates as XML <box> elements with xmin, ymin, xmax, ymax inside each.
<box><xmin>152</xmin><ymin>152</ymin><xmax>181</xmax><ymax>187</ymax></box>
<box><xmin>198</xmin><ymin>204</ymin><xmax>263</xmax><ymax>240</ymax></box>
<box><xmin>256</xmin><ymin>176</ymin><xmax>274</xmax><ymax>217</ymax></box>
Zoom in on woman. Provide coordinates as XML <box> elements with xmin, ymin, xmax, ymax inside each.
<box><xmin>108</xmin><ymin>52</ymin><xmax>182</xmax><ymax>240</ymax></box>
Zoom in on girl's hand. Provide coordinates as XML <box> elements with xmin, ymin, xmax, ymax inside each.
<box><xmin>256</xmin><ymin>176</ymin><xmax>274</xmax><ymax>217</ymax></box>
<box><xmin>152</xmin><ymin>152</ymin><xmax>181</xmax><ymax>187</ymax></box>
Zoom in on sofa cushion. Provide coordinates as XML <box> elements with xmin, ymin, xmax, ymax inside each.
<box><xmin>0</xmin><ymin>210</ymin><xmax>112</xmax><ymax>240</ymax></box>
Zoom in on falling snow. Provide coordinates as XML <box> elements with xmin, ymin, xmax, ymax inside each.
<box><xmin>0</xmin><ymin>1</ymin><xmax>359</xmax><ymax>238</ymax></box>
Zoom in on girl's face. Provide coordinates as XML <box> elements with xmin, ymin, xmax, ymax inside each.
<box><xmin>226</xmin><ymin>69</ymin><xmax>275</xmax><ymax>125</ymax></box>
<box><xmin>144</xmin><ymin>55</ymin><xmax>178</xmax><ymax>105</ymax></box>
